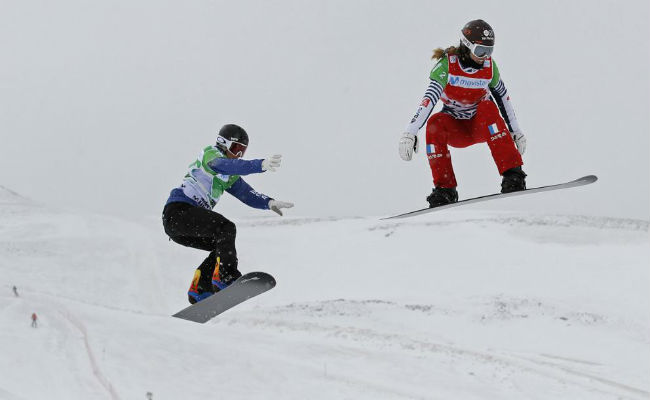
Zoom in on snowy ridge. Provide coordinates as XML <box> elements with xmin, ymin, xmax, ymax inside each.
<box><xmin>0</xmin><ymin>185</ymin><xmax>29</xmax><ymax>205</ymax></box>
<box><xmin>1</xmin><ymin>188</ymin><xmax>648</xmax><ymax>399</ymax></box>
<box><xmin>375</xmin><ymin>214</ymin><xmax>649</xmax><ymax>231</ymax></box>
<box><xmin>237</xmin><ymin>214</ymin><xmax>649</xmax><ymax>232</ymax></box>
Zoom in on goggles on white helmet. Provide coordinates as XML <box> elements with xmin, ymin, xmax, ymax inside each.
<box><xmin>216</xmin><ymin>136</ymin><xmax>248</xmax><ymax>158</ymax></box>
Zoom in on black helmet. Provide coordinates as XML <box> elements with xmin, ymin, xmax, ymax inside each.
<box><xmin>460</xmin><ymin>19</ymin><xmax>495</xmax><ymax>59</ymax></box>
<box><xmin>216</xmin><ymin>124</ymin><xmax>249</xmax><ymax>158</ymax></box>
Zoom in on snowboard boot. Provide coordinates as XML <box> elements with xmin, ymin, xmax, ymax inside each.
<box><xmin>426</xmin><ymin>187</ymin><xmax>459</xmax><ymax>208</ymax></box>
<box><xmin>501</xmin><ymin>166</ymin><xmax>527</xmax><ymax>193</ymax></box>
<box><xmin>187</xmin><ymin>269</ymin><xmax>215</xmax><ymax>304</ymax></box>
<box><xmin>212</xmin><ymin>257</ymin><xmax>242</xmax><ymax>291</ymax></box>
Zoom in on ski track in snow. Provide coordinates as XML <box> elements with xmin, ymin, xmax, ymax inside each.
<box><xmin>59</xmin><ymin>308</ymin><xmax>121</xmax><ymax>400</ymax></box>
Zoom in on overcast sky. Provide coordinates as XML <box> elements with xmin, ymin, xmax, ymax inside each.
<box><xmin>1</xmin><ymin>0</ymin><xmax>648</xmax><ymax>220</ymax></box>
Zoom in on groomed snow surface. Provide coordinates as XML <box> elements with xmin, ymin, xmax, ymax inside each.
<box><xmin>1</xmin><ymin>188</ymin><xmax>648</xmax><ymax>399</ymax></box>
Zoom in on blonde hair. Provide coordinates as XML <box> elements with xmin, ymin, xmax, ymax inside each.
<box><xmin>432</xmin><ymin>46</ymin><xmax>459</xmax><ymax>60</ymax></box>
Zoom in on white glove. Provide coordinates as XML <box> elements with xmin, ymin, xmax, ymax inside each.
<box><xmin>262</xmin><ymin>154</ymin><xmax>282</xmax><ymax>172</ymax></box>
<box><xmin>268</xmin><ymin>199</ymin><xmax>294</xmax><ymax>216</ymax></box>
<box><xmin>511</xmin><ymin>131</ymin><xmax>527</xmax><ymax>155</ymax></box>
<box><xmin>398</xmin><ymin>133</ymin><xmax>418</xmax><ymax>161</ymax></box>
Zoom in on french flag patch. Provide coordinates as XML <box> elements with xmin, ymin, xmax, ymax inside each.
<box><xmin>426</xmin><ymin>144</ymin><xmax>435</xmax><ymax>153</ymax></box>
<box><xmin>488</xmin><ymin>123</ymin><xmax>499</xmax><ymax>135</ymax></box>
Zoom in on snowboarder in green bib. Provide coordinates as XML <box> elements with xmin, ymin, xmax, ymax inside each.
<box><xmin>163</xmin><ymin>124</ymin><xmax>293</xmax><ymax>304</ymax></box>
<box><xmin>399</xmin><ymin>20</ymin><xmax>527</xmax><ymax>207</ymax></box>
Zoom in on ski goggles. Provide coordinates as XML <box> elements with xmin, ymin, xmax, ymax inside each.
<box><xmin>460</xmin><ymin>35</ymin><xmax>494</xmax><ymax>58</ymax></box>
<box><xmin>217</xmin><ymin>136</ymin><xmax>248</xmax><ymax>158</ymax></box>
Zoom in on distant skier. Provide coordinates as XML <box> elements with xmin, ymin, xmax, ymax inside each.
<box><xmin>31</xmin><ymin>313</ymin><xmax>37</xmax><ymax>328</ymax></box>
<box><xmin>12</xmin><ymin>285</ymin><xmax>18</xmax><ymax>297</ymax></box>
<box><xmin>399</xmin><ymin>19</ymin><xmax>527</xmax><ymax>207</ymax></box>
<box><xmin>162</xmin><ymin>124</ymin><xmax>293</xmax><ymax>304</ymax></box>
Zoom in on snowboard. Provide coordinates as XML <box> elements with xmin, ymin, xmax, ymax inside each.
<box><xmin>172</xmin><ymin>271</ymin><xmax>276</xmax><ymax>323</ymax></box>
<box><xmin>382</xmin><ymin>175</ymin><xmax>598</xmax><ymax>220</ymax></box>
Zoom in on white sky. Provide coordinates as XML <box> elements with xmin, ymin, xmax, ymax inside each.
<box><xmin>1</xmin><ymin>0</ymin><xmax>648</xmax><ymax>219</ymax></box>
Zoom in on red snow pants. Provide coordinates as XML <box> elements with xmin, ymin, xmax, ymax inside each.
<box><xmin>425</xmin><ymin>100</ymin><xmax>523</xmax><ymax>188</ymax></box>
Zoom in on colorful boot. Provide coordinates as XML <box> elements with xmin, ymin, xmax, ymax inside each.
<box><xmin>211</xmin><ymin>257</ymin><xmax>242</xmax><ymax>291</ymax></box>
<box><xmin>187</xmin><ymin>269</ymin><xmax>214</xmax><ymax>304</ymax></box>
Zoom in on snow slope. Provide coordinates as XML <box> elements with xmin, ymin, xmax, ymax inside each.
<box><xmin>1</xmin><ymin>187</ymin><xmax>648</xmax><ymax>399</ymax></box>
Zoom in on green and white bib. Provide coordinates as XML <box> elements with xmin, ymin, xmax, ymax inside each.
<box><xmin>179</xmin><ymin>146</ymin><xmax>240</xmax><ymax>209</ymax></box>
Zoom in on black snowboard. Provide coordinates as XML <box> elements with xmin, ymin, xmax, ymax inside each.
<box><xmin>382</xmin><ymin>175</ymin><xmax>598</xmax><ymax>220</ymax></box>
<box><xmin>172</xmin><ymin>271</ymin><xmax>276</xmax><ymax>323</ymax></box>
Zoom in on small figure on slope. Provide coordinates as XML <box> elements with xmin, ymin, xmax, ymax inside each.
<box><xmin>162</xmin><ymin>124</ymin><xmax>293</xmax><ymax>304</ymax></box>
<box><xmin>398</xmin><ymin>19</ymin><xmax>527</xmax><ymax>207</ymax></box>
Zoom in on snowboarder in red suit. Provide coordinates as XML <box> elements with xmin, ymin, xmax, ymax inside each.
<box><xmin>398</xmin><ymin>19</ymin><xmax>528</xmax><ymax>207</ymax></box>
